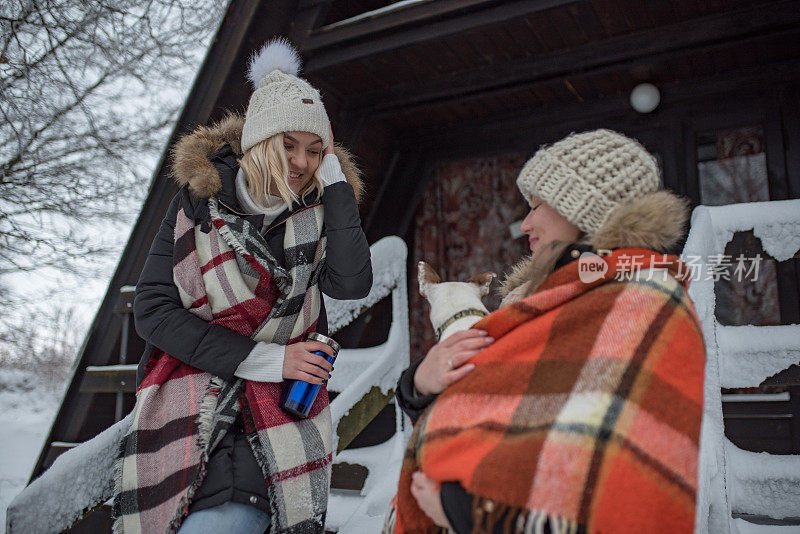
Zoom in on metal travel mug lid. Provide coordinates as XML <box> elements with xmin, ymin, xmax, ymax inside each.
<box><xmin>306</xmin><ymin>332</ymin><xmax>340</xmax><ymax>354</ymax></box>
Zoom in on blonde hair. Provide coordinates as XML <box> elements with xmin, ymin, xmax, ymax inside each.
<box><xmin>239</xmin><ymin>133</ymin><xmax>324</xmax><ymax>208</ymax></box>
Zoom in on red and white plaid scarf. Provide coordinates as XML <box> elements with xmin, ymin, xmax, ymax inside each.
<box><xmin>114</xmin><ymin>197</ymin><xmax>332</xmax><ymax>533</ymax></box>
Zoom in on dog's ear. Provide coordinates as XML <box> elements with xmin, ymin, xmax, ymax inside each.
<box><xmin>468</xmin><ymin>272</ymin><xmax>496</xmax><ymax>296</ymax></box>
<box><xmin>418</xmin><ymin>261</ymin><xmax>441</xmax><ymax>297</ymax></box>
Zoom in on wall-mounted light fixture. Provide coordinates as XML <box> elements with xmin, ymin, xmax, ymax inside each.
<box><xmin>630</xmin><ymin>83</ymin><xmax>660</xmax><ymax>113</ymax></box>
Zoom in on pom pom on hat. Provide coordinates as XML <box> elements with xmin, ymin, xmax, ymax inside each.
<box><xmin>247</xmin><ymin>37</ymin><xmax>301</xmax><ymax>89</ymax></box>
<box><xmin>241</xmin><ymin>37</ymin><xmax>330</xmax><ymax>153</ymax></box>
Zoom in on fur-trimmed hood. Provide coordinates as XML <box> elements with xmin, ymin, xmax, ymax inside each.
<box><xmin>500</xmin><ymin>190</ymin><xmax>689</xmax><ymax>306</ymax></box>
<box><xmin>170</xmin><ymin>114</ymin><xmax>364</xmax><ymax>203</ymax></box>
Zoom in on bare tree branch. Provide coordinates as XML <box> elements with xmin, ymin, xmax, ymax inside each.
<box><xmin>0</xmin><ymin>0</ymin><xmax>227</xmax><ymax>304</ymax></box>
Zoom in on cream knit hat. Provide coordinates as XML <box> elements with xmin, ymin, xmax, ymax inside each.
<box><xmin>516</xmin><ymin>129</ymin><xmax>660</xmax><ymax>236</ymax></box>
<box><xmin>241</xmin><ymin>38</ymin><xmax>330</xmax><ymax>153</ymax></box>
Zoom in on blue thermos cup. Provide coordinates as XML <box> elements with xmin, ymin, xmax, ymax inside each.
<box><xmin>280</xmin><ymin>332</ymin><xmax>340</xmax><ymax>418</ymax></box>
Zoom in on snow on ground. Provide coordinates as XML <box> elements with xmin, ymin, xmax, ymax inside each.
<box><xmin>327</xmin><ymin>420</ymin><xmax>408</xmax><ymax>532</ymax></box>
<box><xmin>0</xmin><ymin>368</ymin><xmax>65</xmax><ymax>527</ymax></box>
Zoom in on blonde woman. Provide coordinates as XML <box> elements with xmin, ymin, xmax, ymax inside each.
<box><xmin>117</xmin><ymin>39</ymin><xmax>371</xmax><ymax>534</ymax></box>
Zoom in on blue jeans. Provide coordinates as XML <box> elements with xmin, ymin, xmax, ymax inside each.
<box><xmin>177</xmin><ymin>501</ymin><xmax>271</xmax><ymax>534</ymax></box>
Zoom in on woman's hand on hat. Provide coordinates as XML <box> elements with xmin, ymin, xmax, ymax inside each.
<box><xmin>324</xmin><ymin>124</ymin><xmax>334</xmax><ymax>156</ymax></box>
<box><xmin>414</xmin><ymin>329</ymin><xmax>493</xmax><ymax>396</ymax></box>
<box><xmin>410</xmin><ymin>471</ymin><xmax>451</xmax><ymax>529</ymax></box>
<box><xmin>283</xmin><ymin>341</ymin><xmax>334</xmax><ymax>383</ymax></box>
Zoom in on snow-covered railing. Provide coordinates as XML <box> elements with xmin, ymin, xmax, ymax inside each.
<box><xmin>724</xmin><ymin>438</ymin><xmax>800</xmax><ymax>520</ymax></box>
<box><xmin>7</xmin><ymin>236</ymin><xmax>411</xmax><ymax>534</ymax></box>
<box><xmin>6</xmin><ymin>414</ymin><xmax>131</xmax><ymax>533</ymax></box>
<box><xmin>684</xmin><ymin>199</ymin><xmax>800</xmax><ymax>534</ymax></box>
<box><xmin>717</xmin><ymin>325</ymin><xmax>800</xmax><ymax>388</ymax></box>
<box><xmin>324</xmin><ymin>235</ymin><xmax>411</xmax><ymax>532</ymax></box>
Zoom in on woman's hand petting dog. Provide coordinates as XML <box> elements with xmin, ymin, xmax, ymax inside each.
<box><xmin>414</xmin><ymin>329</ymin><xmax>494</xmax><ymax>396</ymax></box>
<box><xmin>410</xmin><ymin>471</ymin><xmax>451</xmax><ymax>530</ymax></box>
<box><xmin>283</xmin><ymin>341</ymin><xmax>334</xmax><ymax>383</ymax></box>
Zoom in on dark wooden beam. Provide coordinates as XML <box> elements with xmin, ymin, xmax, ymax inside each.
<box><xmin>780</xmin><ymin>83</ymin><xmax>800</xmax><ymax>200</ymax></box>
<box><xmin>303</xmin><ymin>0</ymin><xmax>494</xmax><ymax>50</ymax></box>
<box><xmin>364</xmin><ymin>60</ymin><xmax>800</xmax><ymax>247</ymax></box>
<box><xmin>64</xmin><ymin>503</ymin><xmax>114</xmax><ymax>533</ymax></box>
<box><xmin>351</xmin><ymin>0</ymin><xmax>800</xmax><ymax>114</ymax></box>
<box><xmin>303</xmin><ymin>0</ymin><xmax>583</xmax><ymax>72</ymax></box>
<box><xmin>331</xmin><ymin>462</ymin><xmax>368</xmax><ymax>491</ymax></box>
<box><xmin>288</xmin><ymin>0</ymin><xmax>334</xmax><ymax>45</ymax></box>
<box><xmin>366</xmin><ymin>151</ymin><xmax>426</xmax><ymax>242</ymax></box>
<box><xmin>730</xmin><ymin>513</ymin><xmax>800</xmax><ymax>527</ymax></box>
<box><xmin>763</xmin><ymin>367</ymin><xmax>800</xmax><ymax>388</ymax></box>
<box><xmin>363</xmin><ymin>150</ymin><xmax>400</xmax><ymax>233</ymax></box>
<box><xmin>80</xmin><ymin>366</ymin><xmax>138</xmax><ymax>394</ymax></box>
<box><xmin>393</xmin><ymin>59</ymin><xmax>800</xmax><ymax>152</ymax></box>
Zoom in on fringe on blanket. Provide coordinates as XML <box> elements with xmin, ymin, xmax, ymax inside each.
<box><xmin>472</xmin><ymin>497</ymin><xmax>583</xmax><ymax>534</ymax></box>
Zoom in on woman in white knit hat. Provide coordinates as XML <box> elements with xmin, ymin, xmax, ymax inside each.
<box><xmin>391</xmin><ymin>130</ymin><xmax>705</xmax><ymax>534</ymax></box>
<box><xmin>115</xmin><ymin>38</ymin><xmax>372</xmax><ymax>534</ymax></box>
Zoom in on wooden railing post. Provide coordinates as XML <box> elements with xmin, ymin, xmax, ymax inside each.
<box><xmin>114</xmin><ymin>286</ymin><xmax>135</xmax><ymax>422</ymax></box>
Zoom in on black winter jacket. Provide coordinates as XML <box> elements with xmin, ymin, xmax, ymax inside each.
<box><xmin>134</xmin><ymin>144</ymin><xmax>372</xmax><ymax>516</ymax></box>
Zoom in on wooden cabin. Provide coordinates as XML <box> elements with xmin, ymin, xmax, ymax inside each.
<box><xmin>29</xmin><ymin>0</ymin><xmax>800</xmax><ymax>529</ymax></box>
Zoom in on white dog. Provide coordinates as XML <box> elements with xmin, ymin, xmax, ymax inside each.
<box><xmin>417</xmin><ymin>261</ymin><xmax>495</xmax><ymax>341</ymax></box>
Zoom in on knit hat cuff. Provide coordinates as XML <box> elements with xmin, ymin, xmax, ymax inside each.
<box><xmin>241</xmin><ymin>102</ymin><xmax>330</xmax><ymax>153</ymax></box>
<box><xmin>517</xmin><ymin>150</ymin><xmax>618</xmax><ymax>236</ymax></box>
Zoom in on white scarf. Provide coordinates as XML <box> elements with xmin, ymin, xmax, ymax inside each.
<box><xmin>235</xmin><ymin>168</ymin><xmax>287</xmax><ymax>229</ymax></box>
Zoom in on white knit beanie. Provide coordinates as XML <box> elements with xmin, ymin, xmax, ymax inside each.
<box><xmin>516</xmin><ymin>129</ymin><xmax>660</xmax><ymax>236</ymax></box>
<box><xmin>241</xmin><ymin>38</ymin><xmax>330</xmax><ymax>153</ymax></box>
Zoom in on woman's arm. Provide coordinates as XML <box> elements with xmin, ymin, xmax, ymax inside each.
<box><xmin>410</xmin><ymin>473</ymin><xmax>474</xmax><ymax>533</ymax></box>
<box><xmin>133</xmin><ymin>191</ymin><xmax>256</xmax><ymax>379</ymax></box>
<box><xmin>439</xmin><ymin>482</ymin><xmax>475</xmax><ymax>534</ymax></box>
<box><xmin>234</xmin><ymin>340</ymin><xmax>333</xmax><ymax>384</ymax></box>
<box><xmin>395</xmin><ymin>358</ymin><xmax>439</xmax><ymax>423</ymax></box>
<box><xmin>402</xmin><ymin>333</ymin><xmax>495</xmax><ymax>531</ymax></box>
<box><xmin>396</xmin><ymin>330</ymin><xmax>493</xmax><ymax>422</ymax></box>
<box><xmin>316</xmin><ymin>157</ymin><xmax>372</xmax><ymax>300</ymax></box>
<box><xmin>413</xmin><ymin>475</ymin><xmax>509</xmax><ymax>534</ymax></box>
<box><xmin>315</xmin><ymin>129</ymin><xmax>371</xmax><ymax>300</ymax></box>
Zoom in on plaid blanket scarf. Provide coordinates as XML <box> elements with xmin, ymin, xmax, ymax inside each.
<box><xmin>114</xmin><ymin>197</ymin><xmax>333</xmax><ymax>534</ymax></box>
<box><xmin>393</xmin><ymin>249</ymin><xmax>705</xmax><ymax>534</ymax></box>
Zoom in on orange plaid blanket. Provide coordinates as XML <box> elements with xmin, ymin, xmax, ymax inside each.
<box><xmin>395</xmin><ymin>249</ymin><xmax>705</xmax><ymax>533</ymax></box>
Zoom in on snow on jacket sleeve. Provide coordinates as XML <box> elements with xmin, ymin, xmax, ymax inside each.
<box><xmin>317</xmin><ymin>179</ymin><xmax>372</xmax><ymax>300</ymax></box>
<box><xmin>133</xmin><ymin>191</ymin><xmax>256</xmax><ymax>380</ymax></box>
